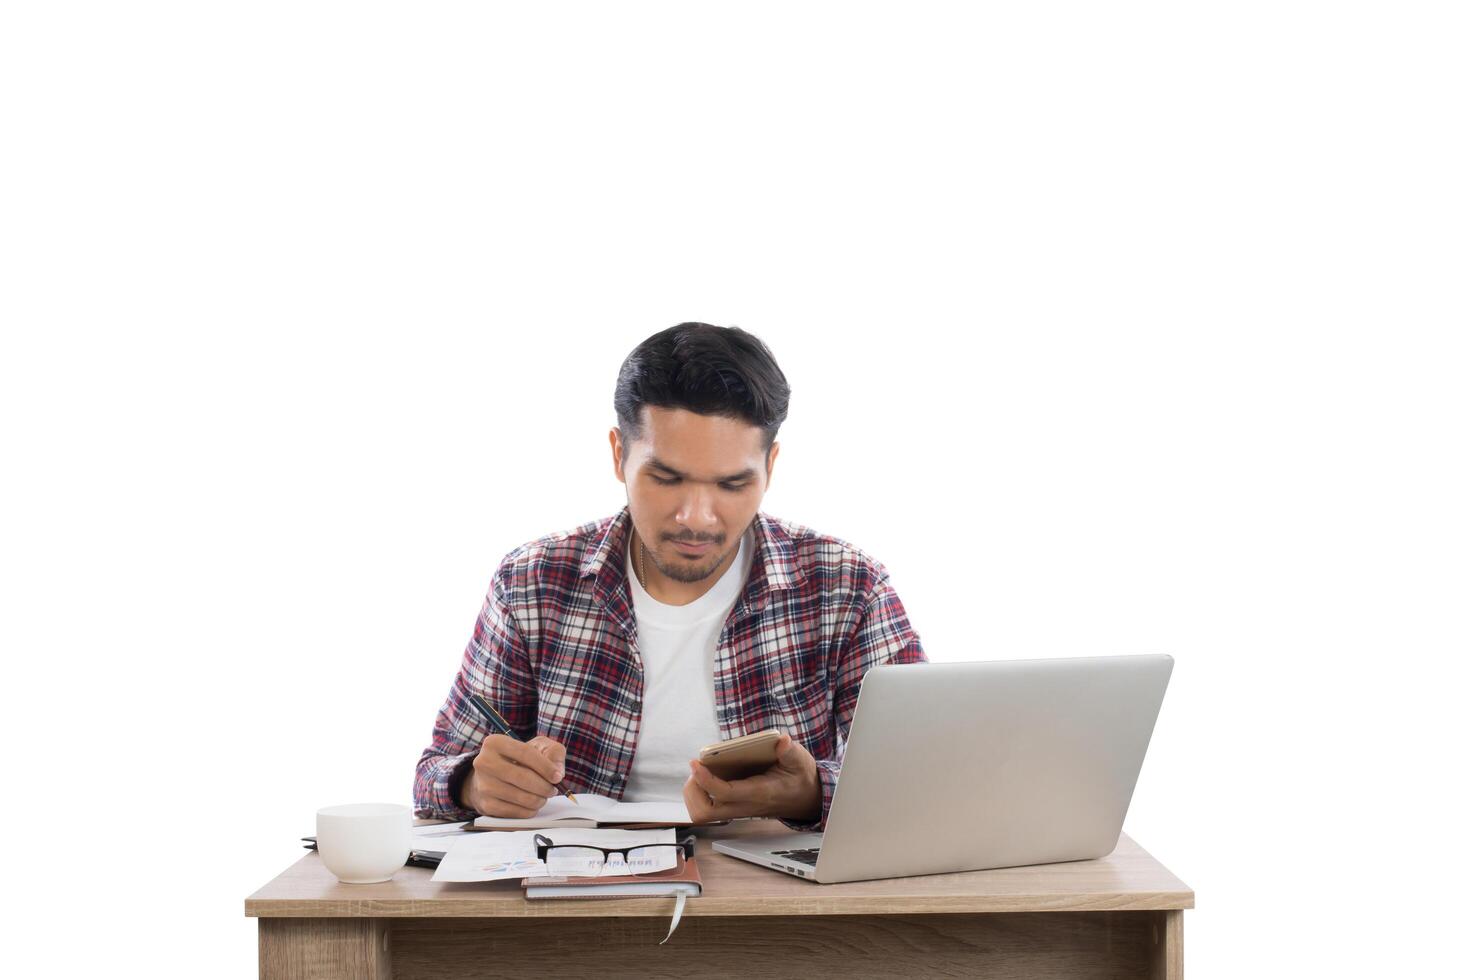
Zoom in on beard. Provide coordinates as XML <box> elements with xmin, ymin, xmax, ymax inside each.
<box><xmin>649</xmin><ymin>543</ymin><xmax>731</xmax><ymax>583</ymax></box>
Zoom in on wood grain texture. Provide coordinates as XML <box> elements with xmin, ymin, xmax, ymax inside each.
<box><xmin>1150</xmin><ymin>908</ymin><xmax>1184</xmax><ymax>980</ymax></box>
<box><xmin>246</xmin><ymin>822</ymin><xmax>1193</xmax><ymax>918</ymax></box>
<box><xmin>387</xmin><ymin>911</ymin><xmax>1166</xmax><ymax>980</ymax></box>
<box><xmin>257</xmin><ymin>918</ymin><xmax>390</xmax><ymax>980</ymax></box>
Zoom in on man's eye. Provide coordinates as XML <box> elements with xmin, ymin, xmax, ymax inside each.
<box><xmin>649</xmin><ymin>475</ymin><xmax>748</xmax><ymax>492</ymax></box>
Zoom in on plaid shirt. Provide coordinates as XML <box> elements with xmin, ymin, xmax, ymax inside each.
<box><xmin>413</xmin><ymin>506</ymin><xmax>927</xmax><ymax>830</ymax></box>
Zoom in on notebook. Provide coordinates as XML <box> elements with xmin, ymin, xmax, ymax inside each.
<box><xmin>523</xmin><ymin>855</ymin><xmax>703</xmax><ymax>898</ymax></box>
<box><xmin>524</xmin><ymin>856</ymin><xmax>704</xmax><ymax>944</ymax></box>
<box><xmin>473</xmin><ymin>793</ymin><xmax>691</xmax><ymax>829</ymax></box>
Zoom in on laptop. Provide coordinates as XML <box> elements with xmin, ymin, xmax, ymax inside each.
<box><xmin>712</xmin><ymin>654</ymin><xmax>1173</xmax><ymax>883</ymax></box>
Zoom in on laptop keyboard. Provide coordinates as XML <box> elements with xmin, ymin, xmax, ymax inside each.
<box><xmin>772</xmin><ymin>847</ymin><xmax>821</xmax><ymax>867</ymax></box>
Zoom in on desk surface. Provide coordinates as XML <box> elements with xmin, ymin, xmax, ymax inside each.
<box><xmin>246</xmin><ymin>820</ymin><xmax>1192</xmax><ymax>919</ymax></box>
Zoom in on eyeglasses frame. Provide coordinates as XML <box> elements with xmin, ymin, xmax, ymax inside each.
<box><xmin>533</xmin><ymin>833</ymin><xmax>696</xmax><ymax>868</ymax></box>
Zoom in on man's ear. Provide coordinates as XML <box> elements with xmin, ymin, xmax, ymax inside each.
<box><xmin>765</xmin><ymin>441</ymin><xmax>780</xmax><ymax>484</ymax></box>
<box><xmin>610</xmin><ymin>428</ymin><xmax>625</xmax><ymax>483</ymax></box>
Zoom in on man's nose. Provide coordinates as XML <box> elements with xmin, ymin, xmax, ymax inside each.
<box><xmin>674</xmin><ymin>485</ymin><xmax>719</xmax><ymax>532</ymax></box>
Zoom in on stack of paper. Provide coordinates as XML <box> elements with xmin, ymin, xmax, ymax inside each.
<box><xmin>525</xmin><ymin>856</ymin><xmax>702</xmax><ymax>898</ymax></box>
<box><xmin>430</xmin><ymin>828</ymin><xmax>680</xmax><ymax>883</ymax></box>
<box><xmin>430</xmin><ymin>826</ymin><xmax>698</xmax><ymax>944</ymax></box>
<box><xmin>409</xmin><ymin>820</ymin><xmax>478</xmax><ymax>859</ymax></box>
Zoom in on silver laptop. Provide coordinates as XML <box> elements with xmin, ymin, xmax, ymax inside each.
<box><xmin>713</xmin><ymin>654</ymin><xmax>1173</xmax><ymax>883</ymax></box>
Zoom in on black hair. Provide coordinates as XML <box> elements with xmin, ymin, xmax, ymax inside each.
<box><xmin>613</xmin><ymin>322</ymin><xmax>791</xmax><ymax>458</ymax></box>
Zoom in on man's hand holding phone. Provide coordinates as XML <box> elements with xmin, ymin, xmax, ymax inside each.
<box><xmin>683</xmin><ymin>731</ymin><xmax>822</xmax><ymax>824</ymax></box>
<box><xmin>459</xmin><ymin>734</ymin><xmax>567</xmax><ymax>818</ymax></box>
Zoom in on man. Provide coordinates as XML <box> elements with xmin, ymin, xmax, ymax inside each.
<box><xmin>414</xmin><ymin>323</ymin><xmax>926</xmax><ymax>830</ymax></box>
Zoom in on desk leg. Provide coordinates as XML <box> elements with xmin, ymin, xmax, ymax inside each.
<box><xmin>258</xmin><ymin>918</ymin><xmax>391</xmax><ymax>980</ymax></box>
<box><xmin>1150</xmin><ymin>909</ymin><xmax>1184</xmax><ymax>980</ymax></box>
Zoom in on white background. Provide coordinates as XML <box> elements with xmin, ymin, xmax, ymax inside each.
<box><xmin>3</xmin><ymin>3</ymin><xmax>1465</xmax><ymax>976</ymax></box>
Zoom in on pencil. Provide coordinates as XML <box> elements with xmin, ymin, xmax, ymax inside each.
<box><xmin>466</xmin><ymin>693</ymin><xmax>578</xmax><ymax>805</ymax></box>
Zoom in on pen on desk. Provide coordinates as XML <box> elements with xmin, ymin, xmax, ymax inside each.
<box><xmin>466</xmin><ymin>692</ymin><xmax>578</xmax><ymax>805</ymax></box>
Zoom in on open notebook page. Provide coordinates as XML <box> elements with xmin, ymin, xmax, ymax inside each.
<box><xmin>474</xmin><ymin>794</ymin><xmax>691</xmax><ymax>828</ymax></box>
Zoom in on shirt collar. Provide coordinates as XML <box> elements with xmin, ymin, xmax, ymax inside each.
<box><xmin>580</xmin><ymin>506</ymin><xmax>804</xmax><ymax>635</ymax></box>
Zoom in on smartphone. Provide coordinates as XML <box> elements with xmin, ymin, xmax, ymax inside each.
<box><xmin>698</xmin><ymin>729</ymin><xmax>782</xmax><ymax>780</ymax></box>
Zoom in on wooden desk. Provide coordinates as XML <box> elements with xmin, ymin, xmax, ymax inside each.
<box><xmin>246</xmin><ymin>820</ymin><xmax>1192</xmax><ymax>979</ymax></box>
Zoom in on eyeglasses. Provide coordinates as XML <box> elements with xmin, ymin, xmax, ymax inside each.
<box><xmin>534</xmin><ymin>833</ymin><xmax>696</xmax><ymax>876</ymax></box>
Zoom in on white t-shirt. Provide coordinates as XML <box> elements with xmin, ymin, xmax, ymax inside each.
<box><xmin>621</xmin><ymin>526</ymin><xmax>756</xmax><ymax>801</ymax></box>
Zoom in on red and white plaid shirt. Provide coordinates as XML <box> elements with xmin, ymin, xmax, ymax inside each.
<box><xmin>414</xmin><ymin>506</ymin><xmax>927</xmax><ymax>830</ymax></box>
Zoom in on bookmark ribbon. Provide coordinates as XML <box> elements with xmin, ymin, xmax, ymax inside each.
<box><xmin>659</xmin><ymin>892</ymin><xmax>687</xmax><ymax>944</ymax></box>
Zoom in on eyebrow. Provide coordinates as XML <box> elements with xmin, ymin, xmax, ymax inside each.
<box><xmin>646</xmin><ymin>457</ymin><xmax>758</xmax><ymax>483</ymax></box>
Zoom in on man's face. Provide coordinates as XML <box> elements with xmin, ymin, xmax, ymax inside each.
<box><xmin>611</xmin><ymin>406</ymin><xmax>778</xmax><ymax>584</ymax></box>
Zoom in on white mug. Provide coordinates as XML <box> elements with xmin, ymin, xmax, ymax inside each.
<box><xmin>315</xmin><ymin>803</ymin><xmax>412</xmax><ymax>883</ymax></box>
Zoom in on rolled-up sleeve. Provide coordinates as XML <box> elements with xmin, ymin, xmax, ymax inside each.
<box><xmin>413</xmin><ymin>556</ymin><xmax>538</xmax><ymax>820</ymax></box>
<box><xmin>782</xmin><ymin>571</ymin><xmax>927</xmax><ymax>832</ymax></box>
